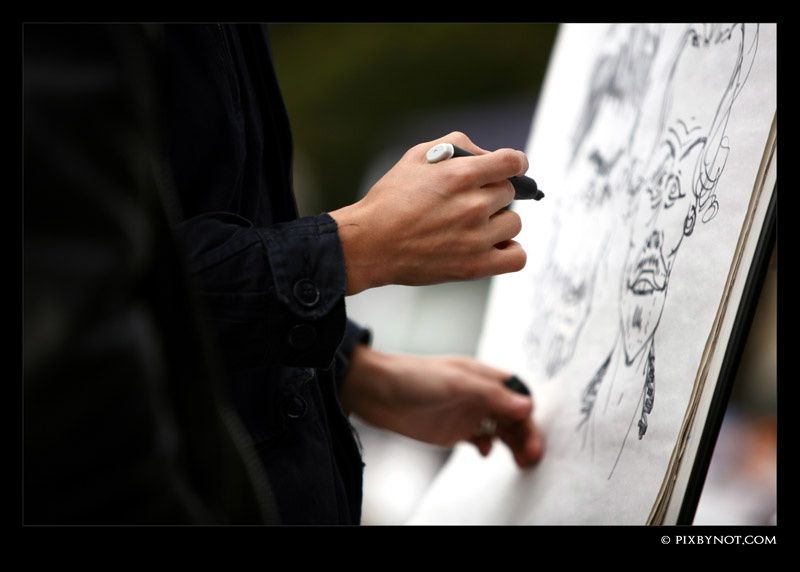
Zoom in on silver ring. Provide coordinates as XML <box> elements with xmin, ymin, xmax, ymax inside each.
<box><xmin>476</xmin><ymin>418</ymin><xmax>497</xmax><ymax>437</ymax></box>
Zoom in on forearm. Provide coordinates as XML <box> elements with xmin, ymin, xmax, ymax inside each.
<box><xmin>339</xmin><ymin>344</ymin><xmax>393</xmax><ymax>417</ymax></box>
<box><xmin>339</xmin><ymin>346</ymin><xmax>544</xmax><ymax>467</ymax></box>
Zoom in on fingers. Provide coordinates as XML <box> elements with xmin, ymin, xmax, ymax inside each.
<box><xmin>424</xmin><ymin>131</ymin><xmax>489</xmax><ymax>157</ymax></box>
<box><xmin>461</xmin><ymin>239</ymin><xmax>527</xmax><ymax>280</ymax></box>
<box><xmin>469</xmin><ymin>435</ymin><xmax>494</xmax><ymax>457</ymax></box>
<box><xmin>485</xmin><ymin>240</ymin><xmax>527</xmax><ymax>276</ymax></box>
<box><xmin>448</xmin><ymin>357</ymin><xmax>512</xmax><ymax>382</ymax></box>
<box><xmin>455</xmin><ymin>359</ymin><xmax>543</xmax><ymax>467</ymax></box>
<box><xmin>467</xmin><ymin>148</ymin><xmax>529</xmax><ymax>186</ymax></box>
<box><xmin>481</xmin><ymin>380</ymin><xmax>533</xmax><ymax>426</ymax></box>
<box><xmin>487</xmin><ymin>209</ymin><xmax>523</xmax><ymax>246</ymax></box>
<box><xmin>497</xmin><ymin>418</ymin><xmax>545</xmax><ymax>469</ymax></box>
<box><xmin>482</xmin><ymin>180</ymin><xmax>516</xmax><ymax>214</ymax></box>
<box><xmin>470</xmin><ymin>421</ymin><xmax>544</xmax><ymax>467</ymax></box>
<box><xmin>417</xmin><ymin>132</ymin><xmax>528</xmax><ymax>217</ymax></box>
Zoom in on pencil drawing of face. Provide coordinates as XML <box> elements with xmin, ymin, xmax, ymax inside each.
<box><xmin>619</xmin><ymin>24</ymin><xmax>758</xmax><ymax>363</ymax></box>
<box><xmin>528</xmin><ymin>25</ymin><xmax>660</xmax><ymax>377</ymax></box>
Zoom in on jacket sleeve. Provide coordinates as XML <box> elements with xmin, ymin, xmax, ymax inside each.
<box><xmin>174</xmin><ymin>211</ymin><xmax>352</xmax><ymax>371</ymax></box>
<box><xmin>334</xmin><ymin>319</ymin><xmax>373</xmax><ymax>394</ymax></box>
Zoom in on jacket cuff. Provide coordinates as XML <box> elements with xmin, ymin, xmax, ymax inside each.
<box><xmin>334</xmin><ymin>319</ymin><xmax>373</xmax><ymax>395</ymax></box>
<box><xmin>257</xmin><ymin>213</ymin><xmax>348</xmax><ymax>367</ymax></box>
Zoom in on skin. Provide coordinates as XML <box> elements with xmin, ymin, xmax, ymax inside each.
<box><xmin>342</xmin><ymin>346</ymin><xmax>545</xmax><ymax>468</ymax></box>
<box><xmin>329</xmin><ymin>131</ymin><xmax>544</xmax><ymax>468</ymax></box>
<box><xmin>330</xmin><ymin>131</ymin><xmax>528</xmax><ymax>295</ymax></box>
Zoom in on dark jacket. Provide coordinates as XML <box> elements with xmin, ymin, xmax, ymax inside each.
<box><xmin>24</xmin><ymin>23</ymin><xmax>367</xmax><ymax>525</ymax></box>
<box><xmin>24</xmin><ymin>24</ymin><xmax>277</xmax><ymax>524</ymax></box>
<box><xmin>162</xmin><ymin>24</ymin><xmax>368</xmax><ymax>524</ymax></box>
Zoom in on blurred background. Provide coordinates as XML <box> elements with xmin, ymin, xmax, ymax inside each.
<box><xmin>268</xmin><ymin>23</ymin><xmax>776</xmax><ymax>525</ymax></box>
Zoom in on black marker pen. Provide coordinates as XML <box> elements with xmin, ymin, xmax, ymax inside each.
<box><xmin>503</xmin><ymin>375</ymin><xmax>532</xmax><ymax>397</ymax></box>
<box><xmin>426</xmin><ymin>143</ymin><xmax>544</xmax><ymax>201</ymax></box>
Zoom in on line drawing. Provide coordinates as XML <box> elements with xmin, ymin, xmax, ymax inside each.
<box><xmin>525</xmin><ymin>24</ymin><xmax>661</xmax><ymax>379</ymax></box>
<box><xmin>572</xmin><ymin>24</ymin><xmax>760</xmax><ymax>477</ymax></box>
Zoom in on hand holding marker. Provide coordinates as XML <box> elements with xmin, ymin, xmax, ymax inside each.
<box><xmin>426</xmin><ymin>143</ymin><xmax>544</xmax><ymax>201</ymax></box>
<box><xmin>476</xmin><ymin>375</ymin><xmax>534</xmax><ymax>437</ymax></box>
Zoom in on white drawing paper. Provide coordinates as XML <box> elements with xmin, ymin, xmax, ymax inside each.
<box><xmin>410</xmin><ymin>23</ymin><xmax>776</xmax><ymax>524</ymax></box>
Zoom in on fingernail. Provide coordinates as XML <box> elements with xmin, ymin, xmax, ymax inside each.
<box><xmin>518</xmin><ymin>151</ymin><xmax>529</xmax><ymax>175</ymax></box>
<box><xmin>511</xmin><ymin>395</ymin><xmax>532</xmax><ymax>411</ymax></box>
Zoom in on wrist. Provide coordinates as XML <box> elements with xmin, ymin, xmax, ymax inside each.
<box><xmin>329</xmin><ymin>202</ymin><xmax>382</xmax><ymax>295</ymax></box>
<box><xmin>340</xmin><ymin>344</ymin><xmax>394</xmax><ymax>415</ymax></box>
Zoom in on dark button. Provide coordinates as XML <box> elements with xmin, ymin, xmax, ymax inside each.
<box><xmin>293</xmin><ymin>279</ymin><xmax>320</xmax><ymax>308</ymax></box>
<box><xmin>284</xmin><ymin>394</ymin><xmax>308</xmax><ymax>419</ymax></box>
<box><xmin>288</xmin><ymin>324</ymin><xmax>316</xmax><ymax>350</ymax></box>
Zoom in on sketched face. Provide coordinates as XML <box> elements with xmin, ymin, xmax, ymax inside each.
<box><xmin>620</xmin><ymin>24</ymin><xmax>745</xmax><ymax>362</ymax></box>
<box><xmin>531</xmin><ymin>24</ymin><xmax>662</xmax><ymax>377</ymax></box>
<box><xmin>620</xmin><ymin>120</ymin><xmax>704</xmax><ymax>360</ymax></box>
<box><xmin>537</xmin><ymin>95</ymin><xmax>638</xmax><ymax>376</ymax></box>
<box><xmin>553</xmin><ymin>102</ymin><xmax>636</xmax><ymax>306</ymax></box>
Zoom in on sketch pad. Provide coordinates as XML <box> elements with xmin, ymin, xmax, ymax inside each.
<box><xmin>409</xmin><ymin>24</ymin><xmax>776</xmax><ymax>525</ymax></box>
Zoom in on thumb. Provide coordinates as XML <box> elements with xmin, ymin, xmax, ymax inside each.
<box><xmin>483</xmin><ymin>384</ymin><xmax>533</xmax><ymax>425</ymax></box>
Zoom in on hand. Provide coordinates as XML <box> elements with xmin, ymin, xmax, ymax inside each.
<box><xmin>340</xmin><ymin>345</ymin><xmax>545</xmax><ymax>469</ymax></box>
<box><xmin>329</xmin><ymin>131</ymin><xmax>529</xmax><ymax>295</ymax></box>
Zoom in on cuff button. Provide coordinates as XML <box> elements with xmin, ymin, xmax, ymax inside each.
<box><xmin>283</xmin><ymin>394</ymin><xmax>308</xmax><ymax>419</ymax></box>
<box><xmin>293</xmin><ymin>278</ymin><xmax>321</xmax><ymax>307</ymax></box>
